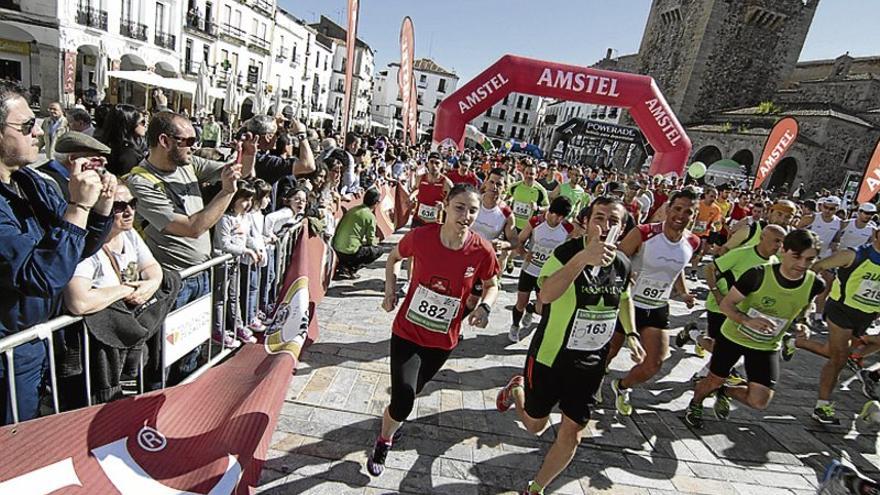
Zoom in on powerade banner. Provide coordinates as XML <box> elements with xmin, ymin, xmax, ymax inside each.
<box><xmin>857</xmin><ymin>138</ymin><xmax>880</xmax><ymax>204</ymax></box>
<box><xmin>557</xmin><ymin>118</ymin><xmax>643</xmax><ymax>144</ymax></box>
<box><xmin>752</xmin><ymin>116</ymin><xmax>799</xmax><ymax>190</ymax></box>
<box><xmin>432</xmin><ymin>54</ymin><xmax>691</xmax><ymax>176</ymax></box>
<box><xmin>341</xmin><ymin>0</ymin><xmax>359</xmax><ymax>135</ymax></box>
<box><xmin>398</xmin><ymin>17</ymin><xmax>416</xmax><ymax>145</ymax></box>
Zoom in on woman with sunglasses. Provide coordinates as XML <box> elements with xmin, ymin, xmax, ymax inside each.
<box><xmin>102</xmin><ymin>104</ymin><xmax>148</xmax><ymax>176</ymax></box>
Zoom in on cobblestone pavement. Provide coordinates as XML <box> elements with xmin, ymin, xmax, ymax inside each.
<box><xmin>257</xmin><ymin>231</ymin><xmax>880</xmax><ymax>494</ymax></box>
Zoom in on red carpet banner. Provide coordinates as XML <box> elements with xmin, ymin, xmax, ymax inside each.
<box><xmin>857</xmin><ymin>137</ymin><xmax>880</xmax><ymax>203</ymax></box>
<box><xmin>0</xmin><ymin>227</ymin><xmax>335</xmax><ymax>494</ymax></box>
<box><xmin>0</xmin><ymin>345</ymin><xmax>293</xmax><ymax>494</ymax></box>
<box><xmin>752</xmin><ymin>116</ymin><xmax>799</xmax><ymax>190</ymax></box>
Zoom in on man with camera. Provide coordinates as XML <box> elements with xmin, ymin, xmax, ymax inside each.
<box><xmin>37</xmin><ymin>131</ymin><xmax>112</xmax><ymax>201</ymax></box>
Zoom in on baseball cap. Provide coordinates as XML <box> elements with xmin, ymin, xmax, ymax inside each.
<box><xmin>606</xmin><ymin>181</ymin><xmax>626</xmax><ymax>195</ymax></box>
<box><xmin>859</xmin><ymin>203</ymin><xmax>877</xmax><ymax>213</ymax></box>
<box><xmin>821</xmin><ymin>195</ymin><xmax>842</xmax><ymax>206</ymax></box>
<box><xmin>538</xmin><ymin>161</ymin><xmax>548</xmax><ymax>168</ymax></box>
<box><xmin>427</xmin><ymin>151</ymin><xmax>442</xmax><ymax>160</ymax></box>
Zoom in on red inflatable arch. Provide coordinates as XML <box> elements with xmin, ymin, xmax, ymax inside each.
<box><xmin>433</xmin><ymin>55</ymin><xmax>692</xmax><ymax>177</ymax></box>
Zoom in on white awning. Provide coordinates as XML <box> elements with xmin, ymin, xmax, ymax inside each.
<box><xmin>208</xmin><ymin>87</ymin><xmax>225</xmax><ymax>99</ymax></box>
<box><xmin>308</xmin><ymin>111</ymin><xmax>334</xmax><ymax>121</ymax></box>
<box><xmin>370</xmin><ymin>121</ymin><xmax>388</xmax><ymax>129</ymax></box>
<box><xmin>108</xmin><ymin>70</ymin><xmax>196</xmax><ymax>95</ymax></box>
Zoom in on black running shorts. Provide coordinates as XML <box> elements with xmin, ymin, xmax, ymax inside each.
<box><xmin>824</xmin><ymin>299</ymin><xmax>876</xmax><ymax>338</ymax></box>
<box><xmin>523</xmin><ymin>354</ymin><xmax>604</xmax><ymax>426</ymax></box>
<box><xmin>709</xmin><ymin>332</ymin><xmax>779</xmax><ymax>389</ymax></box>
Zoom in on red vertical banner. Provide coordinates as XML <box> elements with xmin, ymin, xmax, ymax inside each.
<box><xmin>398</xmin><ymin>17</ymin><xmax>415</xmax><ymax>145</ymax></box>
<box><xmin>857</xmin><ymin>138</ymin><xmax>880</xmax><ymax>204</ymax></box>
<box><xmin>752</xmin><ymin>116</ymin><xmax>799</xmax><ymax>190</ymax></box>
<box><xmin>342</xmin><ymin>0</ymin><xmax>359</xmax><ymax>137</ymax></box>
<box><xmin>63</xmin><ymin>51</ymin><xmax>77</xmax><ymax>94</ymax></box>
<box><xmin>408</xmin><ymin>79</ymin><xmax>418</xmax><ymax>145</ymax></box>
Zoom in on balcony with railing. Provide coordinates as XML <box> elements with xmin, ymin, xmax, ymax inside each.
<box><xmin>220</xmin><ymin>23</ymin><xmax>246</xmax><ymax>42</ymax></box>
<box><xmin>119</xmin><ymin>19</ymin><xmax>148</xmax><ymax>41</ymax></box>
<box><xmin>184</xmin><ymin>12</ymin><xmax>218</xmax><ymax>38</ymax></box>
<box><xmin>252</xmin><ymin>0</ymin><xmax>273</xmax><ymax>16</ymax></box>
<box><xmin>275</xmin><ymin>49</ymin><xmax>288</xmax><ymax>61</ymax></box>
<box><xmin>248</xmin><ymin>34</ymin><xmax>271</xmax><ymax>54</ymax></box>
<box><xmin>155</xmin><ymin>31</ymin><xmax>176</xmax><ymax>50</ymax></box>
<box><xmin>76</xmin><ymin>6</ymin><xmax>108</xmax><ymax>31</ymax></box>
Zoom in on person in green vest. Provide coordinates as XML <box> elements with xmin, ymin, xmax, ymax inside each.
<box><xmin>684</xmin><ymin>229</ymin><xmax>825</xmax><ymax>428</ymax></box>
<box><xmin>721</xmin><ymin>199</ymin><xmax>797</xmax><ymax>254</ymax></box>
<box><xmin>200</xmin><ymin>114</ymin><xmax>222</xmax><ymax>148</ymax></box>
<box><xmin>332</xmin><ymin>188</ymin><xmax>382</xmax><ymax>280</ymax></box>
<box><xmin>508</xmin><ymin>160</ymin><xmax>549</xmax><ymax>232</ymax></box>
<box><xmin>786</xmin><ymin>227</ymin><xmax>880</xmax><ymax>424</ymax></box>
<box><xmin>549</xmin><ymin>165</ymin><xmax>589</xmax><ymax>221</ymax></box>
<box><xmin>675</xmin><ymin>224</ymin><xmax>785</xmax><ymax>363</ymax></box>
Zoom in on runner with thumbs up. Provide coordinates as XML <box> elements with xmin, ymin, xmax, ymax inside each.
<box><xmin>496</xmin><ymin>196</ymin><xmax>643</xmax><ymax>495</ymax></box>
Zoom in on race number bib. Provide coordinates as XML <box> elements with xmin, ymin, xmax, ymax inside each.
<box><xmin>632</xmin><ymin>277</ymin><xmax>673</xmax><ymax>308</ymax></box>
<box><xmin>741</xmin><ymin>308</ymin><xmax>789</xmax><ymax>339</ymax></box>
<box><xmin>418</xmin><ymin>203</ymin><xmax>439</xmax><ymax>222</ymax></box>
<box><xmin>530</xmin><ymin>245</ymin><xmax>553</xmax><ymax>268</ymax></box>
<box><xmin>854</xmin><ymin>278</ymin><xmax>880</xmax><ymax>309</ymax></box>
<box><xmin>692</xmin><ymin>220</ymin><xmax>708</xmax><ymax>234</ymax></box>
<box><xmin>566</xmin><ymin>309</ymin><xmax>619</xmax><ymax>351</ymax></box>
<box><xmin>513</xmin><ymin>201</ymin><xmax>532</xmax><ymax>218</ymax></box>
<box><xmin>405</xmin><ymin>285</ymin><xmax>461</xmax><ymax>333</ymax></box>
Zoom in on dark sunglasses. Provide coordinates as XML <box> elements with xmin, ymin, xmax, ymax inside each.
<box><xmin>4</xmin><ymin>117</ymin><xmax>37</xmax><ymax>135</ymax></box>
<box><xmin>168</xmin><ymin>134</ymin><xmax>197</xmax><ymax>147</ymax></box>
<box><xmin>112</xmin><ymin>198</ymin><xmax>138</xmax><ymax>214</ymax></box>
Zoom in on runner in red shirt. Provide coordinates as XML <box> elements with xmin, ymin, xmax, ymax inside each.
<box><xmin>367</xmin><ymin>183</ymin><xmax>500</xmax><ymax>477</ymax></box>
<box><xmin>446</xmin><ymin>155</ymin><xmax>481</xmax><ymax>188</ymax></box>
<box><xmin>410</xmin><ymin>151</ymin><xmax>453</xmax><ymax>227</ymax></box>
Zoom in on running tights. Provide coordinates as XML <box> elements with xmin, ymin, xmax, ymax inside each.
<box><xmin>388</xmin><ymin>334</ymin><xmax>452</xmax><ymax>422</ymax></box>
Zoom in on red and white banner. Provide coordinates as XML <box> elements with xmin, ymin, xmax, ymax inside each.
<box><xmin>857</xmin><ymin>138</ymin><xmax>880</xmax><ymax>204</ymax></box>
<box><xmin>752</xmin><ymin>116</ymin><xmax>799</xmax><ymax>190</ymax></box>
<box><xmin>341</xmin><ymin>0</ymin><xmax>359</xmax><ymax>136</ymax></box>
<box><xmin>398</xmin><ymin>17</ymin><xmax>415</xmax><ymax>145</ymax></box>
<box><xmin>431</xmin><ymin>54</ymin><xmax>692</xmax><ymax>176</ymax></box>
<box><xmin>408</xmin><ymin>79</ymin><xmax>418</xmax><ymax>145</ymax></box>
<box><xmin>0</xmin><ymin>230</ymin><xmax>334</xmax><ymax>494</ymax></box>
<box><xmin>63</xmin><ymin>51</ymin><xmax>77</xmax><ymax>94</ymax></box>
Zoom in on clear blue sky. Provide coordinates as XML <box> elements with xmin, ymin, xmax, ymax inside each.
<box><xmin>280</xmin><ymin>0</ymin><xmax>880</xmax><ymax>83</ymax></box>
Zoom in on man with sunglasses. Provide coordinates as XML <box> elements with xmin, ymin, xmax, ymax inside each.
<box><xmin>0</xmin><ymin>82</ymin><xmax>116</xmax><ymax>424</ymax></box>
<box><xmin>37</xmin><ymin>131</ymin><xmax>111</xmax><ymax>202</ymax></box>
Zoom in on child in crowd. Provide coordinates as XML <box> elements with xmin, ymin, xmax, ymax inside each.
<box><xmin>246</xmin><ymin>179</ymin><xmax>272</xmax><ymax>331</ymax></box>
<box><xmin>213</xmin><ymin>180</ymin><xmax>259</xmax><ymax>346</ymax></box>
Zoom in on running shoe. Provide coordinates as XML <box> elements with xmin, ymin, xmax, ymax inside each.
<box><xmin>212</xmin><ymin>330</ymin><xmax>242</xmax><ymax>349</ymax></box>
<box><xmin>781</xmin><ymin>334</ymin><xmax>796</xmax><ymax>362</ymax></box>
<box><xmin>674</xmin><ymin>324</ymin><xmax>694</xmax><ymax>348</ymax></box>
<box><xmin>236</xmin><ymin>326</ymin><xmax>257</xmax><ymax>344</ymax></box>
<box><xmin>813</xmin><ymin>402</ymin><xmax>841</xmax><ymax>425</ymax></box>
<box><xmin>508</xmin><ymin>324</ymin><xmax>521</xmax><ymax>343</ymax></box>
<box><xmin>713</xmin><ymin>386</ymin><xmax>731</xmax><ymax>421</ymax></box>
<box><xmin>392</xmin><ymin>423</ymin><xmax>404</xmax><ymax>443</ymax></box>
<box><xmin>521</xmin><ymin>481</ymin><xmax>544</xmax><ymax>495</ymax></box>
<box><xmin>811</xmin><ymin>313</ymin><xmax>828</xmax><ymax>332</ymax></box>
<box><xmin>366</xmin><ymin>437</ymin><xmax>392</xmax><ymax>477</ymax></box>
<box><xmin>817</xmin><ymin>454</ymin><xmax>872</xmax><ymax>495</ymax></box>
<box><xmin>505</xmin><ymin>257</ymin><xmax>515</xmax><ymax>274</ymax></box>
<box><xmin>521</xmin><ymin>309</ymin><xmax>534</xmax><ymax>328</ymax></box>
<box><xmin>725</xmin><ymin>369</ymin><xmax>747</xmax><ymax>387</ymax></box>
<box><xmin>496</xmin><ymin>375</ymin><xmax>525</xmax><ymax>412</ymax></box>
<box><xmin>695</xmin><ymin>342</ymin><xmax>706</xmax><ymax>358</ymax></box>
<box><xmin>684</xmin><ymin>402</ymin><xmax>704</xmax><ymax>429</ymax></box>
<box><xmin>847</xmin><ymin>355</ymin><xmax>865</xmax><ymax>375</ymax></box>
<box><xmin>611</xmin><ymin>378</ymin><xmax>633</xmax><ymax>416</ymax></box>
<box><xmin>858</xmin><ymin>369</ymin><xmax>880</xmax><ymax>401</ymax></box>
<box><xmin>858</xmin><ymin>400</ymin><xmax>880</xmax><ymax>424</ymax></box>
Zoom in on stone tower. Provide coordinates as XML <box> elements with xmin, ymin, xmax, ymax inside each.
<box><xmin>635</xmin><ymin>0</ymin><xmax>820</xmax><ymax>124</ymax></box>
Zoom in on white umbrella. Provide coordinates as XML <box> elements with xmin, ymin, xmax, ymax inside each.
<box><xmin>95</xmin><ymin>41</ymin><xmax>108</xmax><ymax>103</ymax></box>
<box><xmin>223</xmin><ymin>74</ymin><xmax>238</xmax><ymax>116</ymax></box>
<box><xmin>253</xmin><ymin>78</ymin><xmax>265</xmax><ymax>116</ymax></box>
<box><xmin>194</xmin><ymin>61</ymin><xmax>210</xmax><ymax>116</ymax></box>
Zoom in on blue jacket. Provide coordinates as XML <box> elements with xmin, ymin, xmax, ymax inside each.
<box><xmin>0</xmin><ymin>167</ymin><xmax>112</xmax><ymax>368</ymax></box>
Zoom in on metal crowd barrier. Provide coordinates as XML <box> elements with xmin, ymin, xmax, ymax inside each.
<box><xmin>0</xmin><ymin>220</ymin><xmax>305</xmax><ymax>425</ymax></box>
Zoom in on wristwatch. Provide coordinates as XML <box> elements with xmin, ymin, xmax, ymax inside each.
<box><xmin>478</xmin><ymin>302</ymin><xmax>492</xmax><ymax>315</ymax></box>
